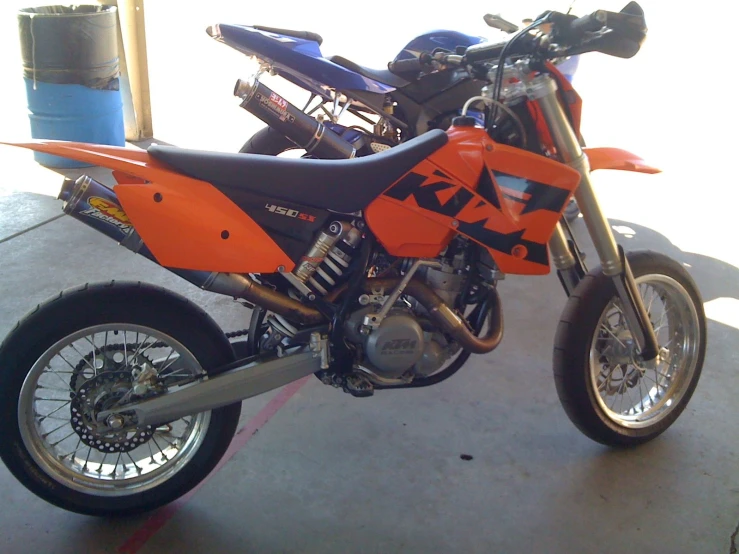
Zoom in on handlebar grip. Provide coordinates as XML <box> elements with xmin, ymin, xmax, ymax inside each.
<box><xmin>388</xmin><ymin>54</ymin><xmax>430</xmax><ymax>74</ymax></box>
<box><xmin>463</xmin><ymin>40</ymin><xmax>508</xmax><ymax>63</ymax></box>
<box><xmin>570</xmin><ymin>10</ymin><xmax>607</xmax><ymax>36</ymax></box>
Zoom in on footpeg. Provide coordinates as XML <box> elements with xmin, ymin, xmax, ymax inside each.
<box><xmin>343</xmin><ymin>372</ymin><xmax>374</xmax><ymax>397</ymax></box>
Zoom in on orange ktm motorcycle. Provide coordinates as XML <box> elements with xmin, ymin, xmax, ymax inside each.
<box><xmin>0</xmin><ymin>3</ymin><xmax>706</xmax><ymax>516</ymax></box>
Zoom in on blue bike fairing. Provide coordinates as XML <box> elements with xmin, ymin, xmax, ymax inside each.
<box><xmin>212</xmin><ymin>24</ymin><xmax>396</xmax><ymax>96</ymax></box>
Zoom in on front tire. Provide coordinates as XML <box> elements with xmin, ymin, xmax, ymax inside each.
<box><xmin>0</xmin><ymin>281</ymin><xmax>242</xmax><ymax>516</ymax></box>
<box><xmin>553</xmin><ymin>251</ymin><xmax>706</xmax><ymax>447</ymax></box>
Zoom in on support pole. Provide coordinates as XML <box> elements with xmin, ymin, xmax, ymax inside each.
<box><xmin>98</xmin><ymin>0</ymin><xmax>153</xmax><ymax>141</ymax></box>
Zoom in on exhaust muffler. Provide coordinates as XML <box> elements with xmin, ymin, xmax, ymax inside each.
<box><xmin>234</xmin><ymin>76</ymin><xmax>356</xmax><ymax>159</ymax></box>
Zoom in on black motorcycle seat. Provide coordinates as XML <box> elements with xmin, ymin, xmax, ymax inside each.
<box><xmin>252</xmin><ymin>25</ymin><xmax>323</xmax><ymax>46</ymax></box>
<box><xmin>148</xmin><ymin>130</ymin><xmax>448</xmax><ymax>214</ymax></box>
<box><xmin>327</xmin><ymin>55</ymin><xmax>410</xmax><ymax>88</ymax></box>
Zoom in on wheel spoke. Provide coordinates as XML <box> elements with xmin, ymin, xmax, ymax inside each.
<box><xmin>57</xmin><ymin>352</ymin><xmax>82</xmax><ymax>373</ymax></box>
<box><xmin>148</xmin><ymin>441</ymin><xmax>159</xmax><ymax>465</ymax></box>
<box><xmin>645</xmin><ymin>287</ymin><xmax>658</xmax><ymax>316</ymax></box>
<box><xmin>158</xmin><ymin>368</ymin><xmax>191</xmax><ymax>379</ymax></box>
<box><xmin>654</xmin><ymin>368</ymin><xmax>673</xmax><ymax>382</ymax></box>
<box><xmin>126</xmin><ymin>452</ymin><xmax>143</xmax><ymax>474</ymax></box>
<box><xmin>600</xmin><ymin>324</ymin><xmax>627</xmax><ymax>348</ymax></box>
<box><xmin>41</xmin><ymin>401</ymin><xmax>71</xmax><ymax>419</ymax></box>
<box><xmin>157</xmin><ymin>348</ymin><xmax>178</xmax><ymax>374</ymax></box>
<box><xmin>97</xmin><ymin>453</ymin><xmax>108</xmax><ymax>474</ymax></box>
<box><xmin>638</xmin><ymin>378</ymin><xmax>648</xmax><ymax>413</ymax></box>
<box><xmin>623</xmin><ymin>383</ymin><xmax>637</xmax><ymax>414</ymax></box>
<box><xmin>37</xmin><ymin>413</ymin><xmax>71</xmax><ymax>423</ymax></box>
<box><xmin>84</xmin><ymin>336</ymin><xmax>99</xmax><ymax>377</ymax></box>
<box><xmin>69</xmin><ymin>343</ymin><xmax>97</xmax><ymax>373</ymax></box>
<box><xmin>642</xmin><ymin>371</ymin><xmax>663</xmax><ymax>392</ymax></box>
<box><xmin>136</xmin><ymin>339</ymin><xmax>161</xmax><ymax>359</ymax></box>
<box><xmin>42</xmin><ymin>420</ymin><xmax>71</xmax><ymax>438</ymax></box>
<box><xmin>130</xmin><ymin>333</ymin><xmax>152</xmax><ymax>361</ymax></box>
<box><xmin>58</xmin><ymin>438</ymin><xmax>83</xmax><ymax>460</ymax></box>
<box><xmin>36</xmin><ymin>382</ymin><xmax>74</xmax><ymax>394</ymax></box>
<box><xmin>49</xmin><ymin>430</ymin><xmax>77</xmax><ymax>447</ymax></box>
<box><xmin>82</xmin><ymin>445</ymin><xmax>93</xmax><ymax>470</ymax></box>
<box><xmin>151</xmin><ymin>435</ymin><xmax>170</xmax><ymax>461</ymax></box>
<box><xmin>33</xmin><ymin>397</ymin><xmax>71</xmax><ymax>402</ymax></box>
<box><xmin>112</xmin><ymin>452</ymin><xmax>123</xmax><ymax>479</ymax></box>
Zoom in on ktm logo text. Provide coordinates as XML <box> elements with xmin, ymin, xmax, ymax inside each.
<box><xmin>383</xmin><ymin>170</ymin><xmax>567</xmax><ymax>266</ymax></box>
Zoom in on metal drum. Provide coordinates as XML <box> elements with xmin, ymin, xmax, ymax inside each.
<box><xmin>17</xmin><ymin>5</ymin><xmax>125</xmax><ymax>168</ymax></box>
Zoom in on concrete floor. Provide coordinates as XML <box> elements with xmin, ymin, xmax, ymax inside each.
<box><xmin>1</xmin><ymin>1</ymin><xmax>738</xmax><ymax>552</ymax></box>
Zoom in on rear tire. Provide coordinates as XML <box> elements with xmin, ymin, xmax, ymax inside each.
<box><xmin>239</xmin><ymin>126</ymin><xmax>297</xmax><ymax>155</ymax></box>
<box><xmin>553</xmin><ymin>251</ymin><xmax>706</xmax><ymax>447</ymax></box>
<box><xmin>0</xmin><ymin>281</ymin><xmax>242</xmax><ymax>516</ymax></box>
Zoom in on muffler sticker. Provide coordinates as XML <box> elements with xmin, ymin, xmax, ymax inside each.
<box><xmin>80</xmin><ymin>197</ymin><xmax>132</xmax><ymax>232</ymax></box>
<box><xmin>255</xmin><ymin>91</ymin><xmax>295</xmax><ymax>123</ymax></box>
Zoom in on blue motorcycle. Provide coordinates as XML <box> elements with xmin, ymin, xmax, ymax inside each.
<box><xmin>207</xmin><ymin>18</ymin><xmax>581</xmax><ymax>219</ymax></box>
<box><xmin>206</xmin><ymin>21</ymin><xmax>500</xmax><ymax>152</ymax></box>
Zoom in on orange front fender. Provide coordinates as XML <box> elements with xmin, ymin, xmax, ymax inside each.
<box><xmin>584</xmin><ymin>147</ymin><xmax>661</xmax><ymax>174</ymax></box>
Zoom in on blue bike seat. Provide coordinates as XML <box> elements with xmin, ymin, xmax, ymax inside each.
<box><xmin>251</xmin><ymin>25</ymin><xmax>323</xmax><ymax>46</ymax></box>
<box><xmin>208</xmin><ymin>23</ymin><xmax>397</xmax><ymax>95</ymax></box>
<box><xmin>327</xmin><ymin>55</ymin><xmax>410</xmax><ymax>88</ymax></box>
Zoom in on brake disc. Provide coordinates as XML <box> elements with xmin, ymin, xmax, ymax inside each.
<box><xmin>70</xmin><ymin>370</ymin><xmax>155</xmax><ymax>454</ymax></box>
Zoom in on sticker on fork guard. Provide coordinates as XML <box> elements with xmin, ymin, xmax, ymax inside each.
<box><xmin>80</xmin><ymin>197</ymin><xmax>132</xmax><ymax>232</ymax></box>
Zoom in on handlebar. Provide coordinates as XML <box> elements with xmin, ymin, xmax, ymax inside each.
<box><xmin>387</xmin><ymin>53</ymin><xmax>432</xmax><ymax>75</ymax></box>
<box><xmin>388</xmin><ymin>3</ymin><xmax>647</xmax><ymax>78</ymax></box>
<box><xmin>462</xmin><ymin>2</ymin><xmax>646</xmax><ymax>65</ymax></box>
<box><xmin>570</xmin><ymin>10</ymin><xmax>608</xmax><ymax>36</ymax></box>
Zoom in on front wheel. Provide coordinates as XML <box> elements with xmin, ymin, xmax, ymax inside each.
<box><xmin>0</xmin><ymin>282</ymin><xmax>242</xmax><ymax>516</ymax></box>
<box><xmin>553</xmin><ymin>251</ymin><xmax>706</xmax><ymax>447</ymax></box>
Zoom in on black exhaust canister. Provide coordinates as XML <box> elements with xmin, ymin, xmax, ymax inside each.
<box><xmin>234</xmin><ymin>76</ymin><xmax>356</xmax><ymax>159</ymax></box>
<box><xmin>58</xmin><ymin>175</ymin><xmax>157</xmax><ymax>263</ymax></box>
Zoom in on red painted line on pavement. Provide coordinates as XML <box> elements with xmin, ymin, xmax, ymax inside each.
<box><xmin>117</xmin><ymin>376</ymin><xmax>310</xmax><ymax>554</ymax></box>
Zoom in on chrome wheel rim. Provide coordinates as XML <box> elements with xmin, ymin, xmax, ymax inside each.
<box><xmin>18</xmin><ymin>324</ymin><xmax>211</xmax><ymax>496</ymax></box>
<box><xmin>589</xmin><ymin>274</ymin><xmax>700</xmax><ymax>428</ymax></box>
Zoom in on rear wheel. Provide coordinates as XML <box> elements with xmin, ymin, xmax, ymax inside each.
<box><xmin>0</xmin><ymin>282</ymin><xmax>241</xmax><ymax>516</ymax></box>
<box><xmin>553</xmin><ymin>251</ymin><xmax>706</xmax><ymax>447</ymax></box>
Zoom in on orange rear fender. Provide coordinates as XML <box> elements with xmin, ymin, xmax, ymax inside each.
<box><xmin>584</xmin><ymin>147</ymin><xmax>661</xmax><ymax>174</ymax></box>
<box><xmin>1</xmin><ymin>139</ymin><xmax>174</xmax><ymax>181</ymax></box>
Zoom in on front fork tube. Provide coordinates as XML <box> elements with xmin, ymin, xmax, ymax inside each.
<box><xmin>533</xmin><ymin>74</ymin><xmax>659</xmax><ymax>361</ymax></box>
